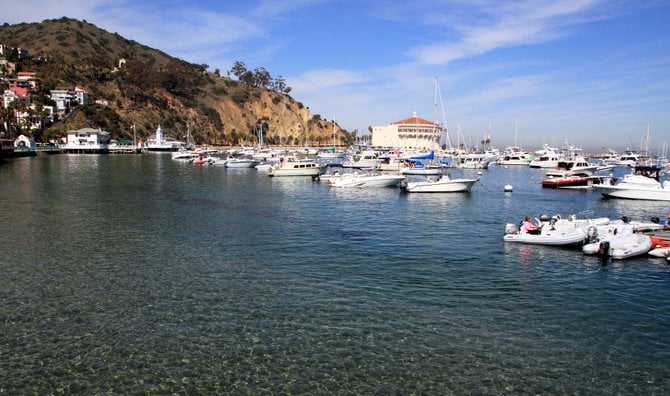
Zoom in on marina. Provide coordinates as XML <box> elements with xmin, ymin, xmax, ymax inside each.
<box><xmin>1</xmin><ymin>153</ymin><xmax>670</xmax><ymax>393</ymax></box>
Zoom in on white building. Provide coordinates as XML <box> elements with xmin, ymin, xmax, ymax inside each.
<box><xmin>62</xmin><ymin>128</ymin><xmax>110</xmax><ymax>153</ymax></box>
<box><xmin>371</xmin><ymin>112</ymin><xmax>443</xmax><ymax>150</ymax></box>
<box><xmin>74</xmin><ymin>86</ymin><xmax>89</xmax><ymax>105</ymax></box>
<box><xmin>49</xmin><ymin>89</ymin><xmax>77</xmax><ymax>112</ymax></box>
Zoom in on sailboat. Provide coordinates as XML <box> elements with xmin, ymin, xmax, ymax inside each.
<box><xmin>318</xmin><ymin>121</ymin><xmax>345</xmax><ymax>159</ymax></box>
<box><xmin>497</xmin><ymin>121</ymin><xmax>532</xmax><ymax>166</ymax></box>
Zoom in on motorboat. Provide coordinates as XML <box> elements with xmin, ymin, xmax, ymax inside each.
<box><xmin>616</xmin><ymin>150</ymin><xmax>641</xmax><ymax>167</ymax></box>
<box><xmin>541</xmin><ymin>175</ymin><xmax>611</xmax><ymax>189</ymax></box>
<box><xmin>457</xmin><ymin>153</ymin><xmax>491</xmax><ymax>169</ymax></box>
<box><xmin>172</xmin><ymin>150</ymin><xmax>200</xmax><ymax>161</ymax></box>
<box><xmin>401</xmin><ymin>174</ymin><xmax>478</xmax><ymax>193</ymax></box>
<box><xmin>545</xmin><ymin>157</ymin><xmax>599</xmax><ymax>177</ymax></box>
<box><xmin>503</xmin><ymin>214</ymin><xmax>610</xmax><ymax>245</ymax></box>
<box><xmin>377</xmin><ymin>155</ymin><xmax>405</xmax><ymax>172</ymax></box>
<box><xmin>583</xmin><ymin>232</ymin><xmax>652</xmax><ymax>259</ymax></box>
<box><xmin>649</xmin><ymin>246</ymin><xmax>670</xmax><ymax>257</ymax></box>
<box><xmin>327</xmin><ymin>171</ymin><xmax>405</xmax><ymax>188</ymax></box>
<box><xmin>342</xmin><ymin>151</ymin><xmax>379</xmax><ymax>169</ymax></box>
<box><xmin>146</xmin><ymin>125</ymin><xmax>186</xmax><ymax>152</ymax></box>
<box><xmin>583</xmin><ymin>223</ymin><xmax>635</xmax><ymax>255</ymax></box>
<box><xmin>497</xmin><ymin>149</ymin><xmax>532</xmax><ymax>166</ymax></box>
<box><xmin>504</xmin><ymin>223</ymin><xmax>588</xmax><ymax>246</ymax></box>
<box><xmin>224</xmin><ymin>157</ymin><xmax>261</xmax><ymax>168</ymax></box>
<box><xmin>529</xmin><ymin>145</ymin><xmax>562</xmax><ymax>168</ymax></box>
<box><xmin>646</xmin><ymin>233</ymin><xmax>670</xmax><ymax>257</ymax></box>
<box><xmin>399</xmin><ymin>159</ymin><xmax>444</xmax><ymax>175</ymax></box>
<box><xmin>191</xmin><ymin>156</ymin><xmax>218</xmax><ymax>165</ymax></box>
<box><xmin>268</xmin><ymin>156</ymin><xmax>327</xmax><ymax>177</ymax></box>
<box><xmin>594</xmin><ymin>166</ymin><xmax>670</xmax><ymax>201</ymax></box>
<box><xmin>317</xmin><ymin>148</ymin><xmax>345</xmax><ymax>159</ymax></box>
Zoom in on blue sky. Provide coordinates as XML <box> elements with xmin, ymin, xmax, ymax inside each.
<box><xmin>3</xmin><ymin>0</ymin><xmax>670</xmax><ymax>152</ymax></box>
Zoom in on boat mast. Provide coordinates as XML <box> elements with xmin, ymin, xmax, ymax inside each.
<box><xmin>435</xmin><ymin>75</ymin><xmax>452</xmax><ymax>151</ymax></box>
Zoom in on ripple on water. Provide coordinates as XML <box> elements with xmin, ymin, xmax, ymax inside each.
<box><xmin>1</xmin><ymin>156</ymin><xmax>669</xmax><ymax>393</ymax></box>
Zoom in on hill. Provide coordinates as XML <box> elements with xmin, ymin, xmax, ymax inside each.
<box><xmin>0</xmin><ymin>17</ymin><xmax>352</xmax><ymax>147</ymax></box>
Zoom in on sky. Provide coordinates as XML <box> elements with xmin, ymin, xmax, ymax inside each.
<box><xmin>3</xmin><ymin>0</ymin><xmax>670</xmax><ymax>152</ymax></box>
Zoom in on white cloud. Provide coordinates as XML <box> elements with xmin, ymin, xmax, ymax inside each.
<box><xmin>409</xmin><ymin>0</ymin><xmax>603</xmax><ymax>65</ymax></box>
<box><xmin>290</xmin><ymin>69</ymin><xmax>367</xmax><ymax>92</ymax></box>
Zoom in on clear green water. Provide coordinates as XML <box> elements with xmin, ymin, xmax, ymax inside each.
<box><xmin>1</xmin><ymin>154</ymin><xmax>669</xmax><ymax>394</ymax></box>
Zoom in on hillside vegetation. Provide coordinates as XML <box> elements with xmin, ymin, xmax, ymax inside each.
<box><xmin>0</xmin><ymin>17</ymin><xmax>353</xmax><ymax>146</ymax></box>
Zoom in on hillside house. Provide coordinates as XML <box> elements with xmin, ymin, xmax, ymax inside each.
<box><xmin>62</xmin><ymin>128</ymin><xmax>110</xmax><ymax>153</ymax></box>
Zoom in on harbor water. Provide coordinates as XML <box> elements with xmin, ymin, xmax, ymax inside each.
<box><xmin>1</xmin><ymin>154</ymin><xmax>669</xmax><ymax>394</ymax></box>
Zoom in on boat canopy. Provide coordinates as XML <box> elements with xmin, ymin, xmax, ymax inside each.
<box><xmin>410</xmin><ymin>151</ymin><xmax>434</xmax><ymax>160</ymax></box>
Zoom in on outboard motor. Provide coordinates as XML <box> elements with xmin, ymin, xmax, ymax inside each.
<box><xmin>598</xmin><ymin>241</ymin><xmax>611</xmax><ymax>257</ymax></box>
<box><xmin>505</xmin><ymin>223</ymin><xmax>519</xmax><ymax>234</ymax></box>
<box><xmin>621</xmin><ymin>216</ymin><xmax>630</xmax><ymax>224</ymax></box>
<box><xmin>586</xmin><ymin>226</ymin><xmax>598</xmax><ymax>243</ymax></box>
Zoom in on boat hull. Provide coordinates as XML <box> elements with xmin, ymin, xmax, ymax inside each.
<box><xmin>594</xmin><ymin>185</ymin><xmax>670</xmax><ymax>201</ymax></box>
<box><xmin>225</xmin><ymin>159</ymin><xmax>260</xmax><ymax>168</ymax></box>
<box><xmin>403</xmin><ymin>178</ymin><xmax>477</xmax><ymax>193</ymax></box>
<box><xmin>504</xmin><ymin>227</ymin><xmax>587</xmax><ymax>245</ymax></box>
<box><xmin>268</xmin><ymin>166</ymin><xmax>326</xmax><ymax>177</ymax></box>
<box><xmin>583</xmin><ymin>233</ymin><xmax>652</xmax><ymax>259</ymax></box>
<box><xmin>399</xmin><ymin>167</ymin><xmax>444</xmax><ymax>176</ymax></box>
<box><xmin>329</xmin><ymin>175</ymin><xmax>405</xmax><ymax>188</ymax></box>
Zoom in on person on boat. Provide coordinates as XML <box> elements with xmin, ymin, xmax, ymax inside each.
<box><xmin>521</xmin><ymin>215</ymin><xmax>541</xmax><ymax>234</ymax></box>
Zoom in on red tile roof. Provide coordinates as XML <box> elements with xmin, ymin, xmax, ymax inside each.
<box><xmin>392</xmin><ymin>115</ymin><xmax>437</xmax><ymax>126</ymax></box>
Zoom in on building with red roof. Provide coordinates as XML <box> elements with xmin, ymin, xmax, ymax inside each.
<box><xmin>371</xmin><ymin>112</ymin><xmax>443</xmax><ymax>149</ymax></box>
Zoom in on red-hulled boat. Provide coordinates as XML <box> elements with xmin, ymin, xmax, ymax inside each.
<box><xmin>541</xmin><ymin>175</ymin><xmax>611</xmax><ymax>189</ymax></box>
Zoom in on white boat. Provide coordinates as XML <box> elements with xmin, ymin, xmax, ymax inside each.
<box><xmin>377</xmin><ymin>155</ymin><xmax>405</xmax><ymax>172</ymax></box>
<box><xmin>594</xmin><ymin>166</ymin><xmax>670</xmax><ymax>201</ymax></box>
<box><xmin>317</xmin><ymin>148</ymin><xmax>345</xmax><ymax>159</ymax></box>
<box><xmin>268</xmin><ymin>156</ymin><xmax>327</xmax><ymax>177</ymax></box>
<box><xmin>583</xmin><ymin>232</ymin><xmax>652</xmax><ymax>259</ymax></box>
<box><xmin>497</xmin><ymin>150</ymin><xmax>532</xmax><ymax>166</ymax></box>
<box><xmin>504</xmin><ymin>224</ymin><xmax>587</xmax><ymax>245</ymax></box>
<box><xmin>545</xmin><ymin>156</ymin><xmax>599</xmax><ymax>177</ymax></box>
<box><xmin>318</xmin><ymin>123</ymin><xmax>345</xmax><ymax>159</ymax></box>
<box><xmin>255</xmin><ymin>163</ymin><xmax>275</xmax><ymax>172</ymax></box>
<box><xmin>457</xmin><ymin>153</ymin><xmax>491</xmax><ymax>169</ymax></box>
<box><xmin>648</xmin><ymin>246</ymin><xmax>670</xmax><ymax>257</ymax></box>
<box><xmin>401</xmin><ymin>174</ymin><xmax>478</xmax><ymax>193</ymax></box>
<box><xmin>328</xmin><ymin>172</ymin><xmax>405</xmax><ymax>188</ymax></box>
<box><xmin>224</xmin><ymin>157</ymin><xmax>260</xmax><ymax>168</ymax></box>
<box><xmin>342</xmin><ymin>151</ymin><xmax>379</xmax><ymax>169</ymax></box>
<box><xmin>616</xmin><ymin>150</ymin><xmax>641</xmax><ymax>167</ymax></box>
<box><xmin>503</xmin><ymin>214</ymin><xmax>610</xmax><ymax>245</ymax></box>
<box><xmin>399</xmin><ymin>160</ymin><xmax>444</xmax><ymax>175</ymax></box>
<box><xmin>172</xmin><ymin>150</ymin><xmax>200</xmax><ymax>161</ymax></box>
<box><xmin>146</xmin><ymin>125</ymin><xmax>186</xmax><ymax>152</ymax></box>
<box><xmin>529</xmin><ymin>145</ymin><xmax>562</xmax><ymax>168</ymax></box>
<box><xmin>497</xmin><ymin>125</ymin><xmax>532</xmax><ymax>166</ymax></box>
<box><xmin>582</xmin><ymin>223</ymin><xmax>635</xmax><ymax>255</ymax></box>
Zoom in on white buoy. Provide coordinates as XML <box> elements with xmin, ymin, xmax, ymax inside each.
<box><xmin>504</xmin><ymin>184</ymin><xmax>513</xmax><ymax>192</ymax></box>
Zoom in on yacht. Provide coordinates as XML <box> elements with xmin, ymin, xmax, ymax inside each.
<box><xmin>268</xmin><ymin>156</ymin><xmax>327</xmax><ymax>177</ymax></box>
<box><xmin>145</xmin><ymin>125</ymin><xmax>186</xmax><ymax>152</ymax></box>
<box><xmin>616</xmin><ymin>150</ymin><xmax>641</xmax><ymax>167</ymax></box>
<box><xmin>529</xmin><ymin>145</ymin><xmax>561</xmax><ymax>168</ymax></box>
<box><xmin>497</xmin><ymin>147</ymin><xmax>532</xmax><ymax>166</ymax></box>
<box><xmin>342</xmin><ymin>150</ymin><xmax>379</xmax><ymax>169</ymax></box>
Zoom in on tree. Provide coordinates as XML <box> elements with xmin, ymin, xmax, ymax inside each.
<box><xmin>230</xmin><ymin>61</ymin><xmax>248</xmax><ymax>79</ymax></box>
<box><xmin>253</xmin><ymin>67</ymin><xmax>271</xmax><ymax>88</ymax></box>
